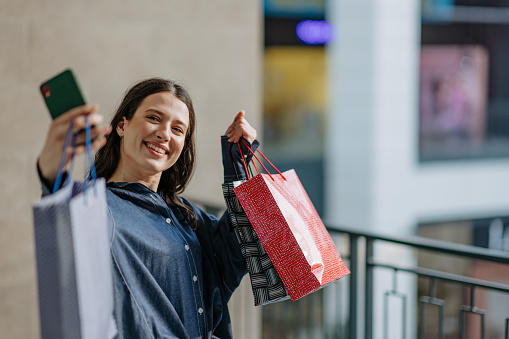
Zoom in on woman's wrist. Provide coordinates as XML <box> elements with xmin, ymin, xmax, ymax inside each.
<box><xmin>36</xmin><ymin>158</ymin><xmax>57</xmax><ymax>191</ymax></box>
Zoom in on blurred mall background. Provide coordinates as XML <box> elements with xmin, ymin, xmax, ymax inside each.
<box><xmin>2</xmin><ymin>0</ymin><xmax>509</xmax><ymax>338</ymax></box>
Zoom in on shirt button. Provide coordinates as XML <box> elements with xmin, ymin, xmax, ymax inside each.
<box><xmin>193</xmin><ymin>275</ymin><xmax>197</xmax><ymax>282</ymax></box>
<box><xmin>165</xmin><ymin>218</ymin><xmax>171</xmax><ymax>224</ymax></box>
<box><xmin>198</xmin><ymin>308</ymin><xmax>203</xmax><ymax>314</ymax></box>
<box><xmin>184</xmin><ymin>244</ymin><xmax>190</xmax><ymax>251</ymax></box>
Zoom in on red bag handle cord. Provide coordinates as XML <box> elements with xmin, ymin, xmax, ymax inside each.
<box><xmin>238</xmin><ymin>142</ymin><xmax>272</xmax><ymax>180</ymax></box>
<box><xmin>239</xmin><ymin>139</ymin><xmax>287</xmax><ymax>181</ymax></box>
<box><xmin>237</xmin><ymin>142</ymin><xmax>260</xmax><ymax>178</ymax></box>
<box><xmin>238</xmin><ymin>142</ymin><xmax>249</xmax><ymax>176</ymax></box>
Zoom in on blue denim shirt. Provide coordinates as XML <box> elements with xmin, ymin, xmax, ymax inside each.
<box><xmin>106</xmin><ymin>182</ymin><xmax>245</xmax><ymax>339</ymax></box>
<box><xmin>39</xmin><ymin>137</ymin><xmax>259</xmax><ymax>339</ymax></box>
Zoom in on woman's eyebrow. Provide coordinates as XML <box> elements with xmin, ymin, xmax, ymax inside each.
<box><xmin>145</xmin><ymin>108</ymin><xmax>164</xmax><ymax>115</ymax></box>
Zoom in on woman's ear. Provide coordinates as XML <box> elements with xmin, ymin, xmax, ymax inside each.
<box><xmin>116</xmin><ymin>117</ymin><xmax>126</xmax><ymax>137</ymax></box>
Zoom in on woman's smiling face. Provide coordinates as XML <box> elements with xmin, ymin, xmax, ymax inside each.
<box><xmin>115</xmin><ymin>91</ymin><xmax>190</xmax><ymax>182</ymax></box>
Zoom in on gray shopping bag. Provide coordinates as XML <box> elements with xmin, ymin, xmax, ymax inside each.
<box><xmin>33</xmin><ymin>179</ymin><xmax>116</xmax><ymax>339</ymax></box>
<box><xmin>33</xmin><ymin>117</ymin><xmax>117</xmax><ymax>339</ymax></box>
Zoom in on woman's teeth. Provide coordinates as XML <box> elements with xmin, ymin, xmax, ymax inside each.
<box><xmin>147</xmin><ymin>143</ymin><xmax>165</xmax><ymax>154</ymax></box>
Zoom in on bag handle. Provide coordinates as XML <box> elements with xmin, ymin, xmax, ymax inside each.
<box><xmin>52</xmin><ymin>115</ymin><xmax>97</xmax><ymax>193</ymax></box>
<box><xmin>237</xmin><ymin>139</ymin><xmax>286</xmax><ymax>181</ymax></box>
<box><xmin>83</xmin><ymin>115</ymin><xmax>97</xmax><ymax>192</ymax></box>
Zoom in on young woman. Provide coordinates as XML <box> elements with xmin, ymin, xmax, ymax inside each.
<box><xmin>37</xmin><ymin>78</ymin><xmax>257</xmax><ymax>338</ymax></box>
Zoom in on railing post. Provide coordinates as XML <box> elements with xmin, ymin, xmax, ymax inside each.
<box><xmin>366</xmin><ymin>237</ymin><xmax>374</xmax><ymax>339</ymax></box>
<box><xmin>349</xmin><ymin>234</ymin><xmax>359</xmax><ymax>339</ymax></box>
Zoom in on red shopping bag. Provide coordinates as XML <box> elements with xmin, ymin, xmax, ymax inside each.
<box><xmin>233</xmin><ymin>141</ymin><xmax>350</xmax><ymax>301</ymax></box>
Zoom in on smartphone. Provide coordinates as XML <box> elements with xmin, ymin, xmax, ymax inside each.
<box><xmin>40</xmin><ymin>69</ymin><xmax>87</xmax><ymax>119</ymax></box>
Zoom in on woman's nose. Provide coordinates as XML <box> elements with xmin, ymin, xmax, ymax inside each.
<box><xmin>156</xmin><ymin>124</ymin><xmax>171</xmax><ymax>141</ymax></box>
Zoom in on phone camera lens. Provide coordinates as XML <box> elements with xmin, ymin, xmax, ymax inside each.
<box><xmin>42</xmin><ymin>85</ymin><xmax>51</xmax><ymax>98</ymax></box>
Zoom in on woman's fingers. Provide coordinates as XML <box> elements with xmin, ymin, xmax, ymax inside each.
<box><xmin>72</xmin><ymin>134</ymin><xmax>108</xmax><ymax>157</ymax></box>
<box><xmin>47</xmin><ymin>105</ymin><xmax>99</xmax><ymax>143</ymax></box>
<box><xmin>53</xmin><ymin>104</ymin><xmax>97</xmax><ymax>125</ymax></box>
<box><xmin>73</xmin><ymin>123</ymin><xmax>111</xmax><ymax>146</ymax></box>
<box><xmin>225</xmin><ymin>111</ymin><xmax>245</xmax><ymax>135</ymax></box>
<box><xmin>225</xmin><ymin>110</ymin><xmax>257</xmax><ymax>143</ymax></box>
<box><xmin>69</xmin><ymin>112</ymin><xmax>104</xmax><ymax>135</ymax></box>
<box><xmin>234</xmin><ymin>110</ymin><xmax>245</xmax><ymax>121</ymax></box>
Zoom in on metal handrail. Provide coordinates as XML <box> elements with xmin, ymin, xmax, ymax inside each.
<box><xmin>325</xmin><ymin>224</ymin><xmax>509</xmax><ymax>339</ymax></box>
<box><xmin>325</xmin><ymin>224</ymin><xmax>509</xmax><ymax>264</ymax></box>
<box><xmin>370</xmin><ymin>261</ymin><xmax>509</xmax><ymax>293</ymax></box>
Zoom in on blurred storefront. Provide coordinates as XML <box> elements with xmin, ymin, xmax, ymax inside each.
<box><xmin>420</xmin><ymin>0</ymin><xmax>509</xmax><ymax>161</ymax></box>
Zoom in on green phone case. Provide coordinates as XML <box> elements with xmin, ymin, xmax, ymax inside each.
<box><xmin>40</xmin><ymin>69</ymin><xmax>87</xmax><ymax>119</ymax></box>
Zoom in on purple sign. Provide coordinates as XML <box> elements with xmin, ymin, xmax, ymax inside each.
<box><xmin>296</xmin><ymin>20</ymin><xmax>333</xmax><ymax>45</ymax></box>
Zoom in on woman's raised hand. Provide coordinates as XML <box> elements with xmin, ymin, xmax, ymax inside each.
<box><xmin>225</xmin><ymin>110</ymin><xmax>257</xmax><ymax>144</ymax></box>
<box><xmin>37</xmin><ymin>104</ymin><xmax>111</xmax><ymax>185</ymax></box>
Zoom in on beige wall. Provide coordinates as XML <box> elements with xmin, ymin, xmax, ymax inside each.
<box><xmin>0</xmin><ymin>1</ymin><xmax>262</xmax><ymax>338</ymax></box>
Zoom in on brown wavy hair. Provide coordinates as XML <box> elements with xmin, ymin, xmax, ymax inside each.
<box><xmin>95</xmin><ymin>78</ymin><xmax>197</xmax><ymax>229</ymax></box>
